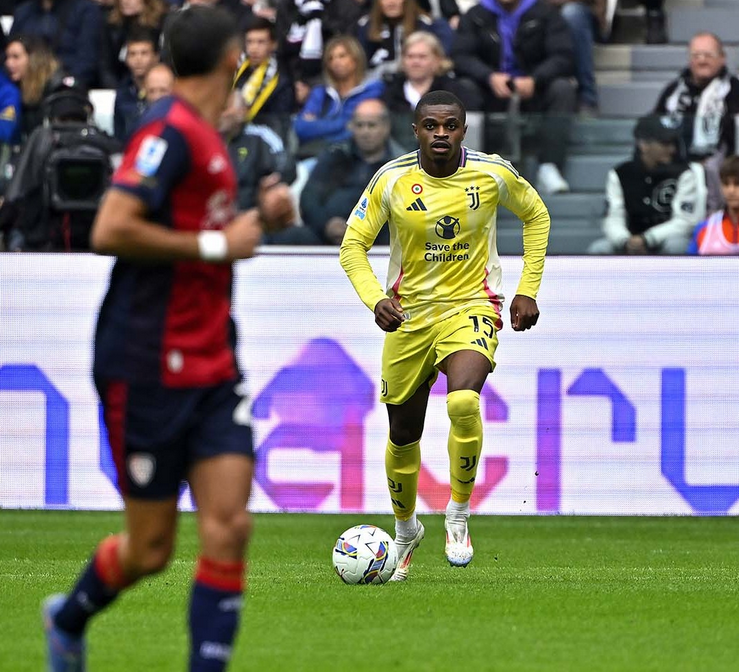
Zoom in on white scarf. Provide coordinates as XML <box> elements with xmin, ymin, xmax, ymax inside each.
<box><xmin>288</xmin><ymin>0</ymin><xmax>325</xmax><ymax>60</ymax></box>
<box><xmin>664</xmin><ymin>72</ymin><xmax>732</xmax><ymax>155</ymax></box>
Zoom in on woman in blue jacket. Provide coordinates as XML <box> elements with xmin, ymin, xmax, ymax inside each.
<box><xmin>293</xmin><ymin>35</ymin><xmax>384</xmax><ymax>156</ymax></box>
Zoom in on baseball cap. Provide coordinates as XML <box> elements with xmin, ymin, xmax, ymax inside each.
<box><xmin>634</xmin><ymin>115</ymin><xmax>681</xmax><ymax>143</ymax></box>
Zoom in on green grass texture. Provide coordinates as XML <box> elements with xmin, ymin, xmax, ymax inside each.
<box><xmin>1</xmin><ymin>511</ymin><xmax>738</xmax><ymax>671</ymax></box>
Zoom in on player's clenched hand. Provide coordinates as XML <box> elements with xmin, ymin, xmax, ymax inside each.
<box><xmin>224</xmin><ymin>209</ymin><xmax>262</xmax><ymax>260</ymax></box>
<box><xmin>510</xmin><ymin>295</ymin><xmax>539</xmax><ymax>331</ymax></box>
<box><xmin>374</xmin><ymin>298</ymin><xmax>405</xmax><ymax>332</ymax></box>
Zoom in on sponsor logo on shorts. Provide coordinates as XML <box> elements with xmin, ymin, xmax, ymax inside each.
<box><xmin>127</xmin><ymin>453</ymin><xmax>156</xmax><ymax>487</ymax></box>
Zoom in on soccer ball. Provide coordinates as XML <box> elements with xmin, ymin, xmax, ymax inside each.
<box><xmin>332</xmin><ymin>524</ymin><xmax>398</xmax><ymax>584</ymax></box>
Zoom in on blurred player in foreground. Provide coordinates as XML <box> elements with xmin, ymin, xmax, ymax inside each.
<box><xmin>42</xmin><ymin>7</ymin><xmax>261</xmax><ymax>671</ymax></box>
<box><xmin>339</xmin><ymin>90</ymin><xmax>550</xmax><ymax>580</ymax></box>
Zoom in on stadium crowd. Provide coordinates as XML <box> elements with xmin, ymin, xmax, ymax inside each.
<box><xmin>0</xmin><ymin>0</ymin><xmax>736</xmax><ymax>256</ymax></box>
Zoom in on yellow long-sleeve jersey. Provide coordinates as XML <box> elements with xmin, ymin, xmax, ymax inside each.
<box><xmin>339</xmin><ymin>148</ymin><xmax>551</xmax><ymax>331</ymax></box>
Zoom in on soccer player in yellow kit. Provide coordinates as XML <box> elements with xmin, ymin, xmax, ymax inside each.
<box><xmin>339</xmin><ymin>90</ymin><xmax>550</xmax><ymax>580</ymax></box>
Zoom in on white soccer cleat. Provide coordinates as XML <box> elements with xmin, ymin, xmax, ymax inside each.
<box><xmin>390</xmin><ymin>521</ymin><xmax>425</xmax><ymax>582</ymax></box>
<box><xmin>445</xmin><ymin>516</ymin><xmax>474</xmax><ymax>567</ymax></box>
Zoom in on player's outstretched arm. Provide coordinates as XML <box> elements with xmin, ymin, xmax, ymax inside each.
<box><xmin>91</xmin><ymin>189</ymin><xmax>261</xmax><ymax>262</ymax></box>
<box><xmin>510</xmin><ymin>294</ymin><xmax>540</xmax><ymax>331</ymax></box>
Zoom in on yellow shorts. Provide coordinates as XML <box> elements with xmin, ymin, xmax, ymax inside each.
<box><xmin>380</xmin><ymin>305</ymin><xmax>499</xmax><ymax>405</ymax></box>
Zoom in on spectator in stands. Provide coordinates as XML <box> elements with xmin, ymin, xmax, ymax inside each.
<box><xmin>548</xmin><ymin>0</ymin><xmax>598</xmax><ymax>115</ymax></box>
<box><xmin>10</xmin><ymin>0</ymin><xmax>103</xmax><ymax>88</ymax></box>
<box><xmin>219</xmin><ymin>91</ymin><xmax>319</xmax><ymax>244</ymax></box>
<box><xmin>99</xmin><ymin>0</ymin><xmax>167</xmax><ymax>89</ymax></box>
<box><xmin>233</xmin><ymin>16</ymin><xmax>294</xmax><ymax>132</ymax></box>
<box><xmin>276</xmin><ymin>0</ymin><xmax>364</xmax><ymax>98</ymax></box>
<box><xmin>382</xmin><ymin>31</ymin><xmax>480</xmax><ymax>114</ymax></box>
<box><xmin>356</xmin><ymin>0</ymin><xmax>453</xmax><ymax>79</ymax></box>
<box><xmin>293</xmin><ymin>35</ymin><xmax>384</xmax><ymax>157</ymax></box>
<box><xmin>113</xmin><ymin>26</ymin><xmax>159</xmax><ymax>141</ymax></box>
<box><xmin>653</xmin><ymin>32</ymin><xmax>739</xmax><ymax>214</ymax></box>
<box><xmin>143</xmin><ymin>61</ymin><xmax>173</xmax><ymax>103</ymax></box>
<box><xmin>382</xmin><ymin>31</ymin><xmax>480</xmax><ymax>150</ymax></box>
<box><xmin>301</xmin><ymin>98</ymin><xmax>403</xmax><ymax>244</ymax></box>
<box><xmin>588</xmin><ymin>115</ymin><xmax>703</xmax><ymax>255</ymax></box>
<box><xmin>5</xmin><ymin>35</ymin><xmax>80</xmax><ymax>139</ymax></box>
<box><xmin>452</xmin><ymin>0</ymin><xmax>577</xmax><ymax>195</ymax></box>
<box><xmin>688</xmin><ymin>154</ymin><xmax>739</xmax><ymax>256</ymax></box>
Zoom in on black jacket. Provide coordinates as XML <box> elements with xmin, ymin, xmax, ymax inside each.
<box><xmin>227</xmin><ymin>122</ymin><xmax>296</xmax><ymax>211</ymax></box>
<box><xmin>113</xmin><ymin>75</ymin><xmax>147</xmax><ymax>142</ymax></box>
<box><xmin>451</xmin><ymin>1</ymin><xmax>574</xmax><ymax>92</ymax></box>
<box><xmin>300</xmin><ymin>139</ymin><xmax>403</xmax><ymax>244</ymax></box>
<box><xmin>602</xmin><ymin>154</ymin><xmax>701</xmax><ymax>248</ymax></box>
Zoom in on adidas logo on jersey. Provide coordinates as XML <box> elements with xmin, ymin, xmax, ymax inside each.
<box><xmin>406</xmin><ymin>197</ymin><xmax>427</xmax><ymax>211</ymax></box>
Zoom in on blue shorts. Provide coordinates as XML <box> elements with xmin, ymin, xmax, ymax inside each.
<box><xmin>96</xmin><ymin>377</ymin><xmax>254</xmax><ymax>500</ymax></box>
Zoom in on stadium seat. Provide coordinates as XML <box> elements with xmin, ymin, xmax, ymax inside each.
<box><xmin>564</xmin><ymin>155</ymin><xmax>630</xmax><ymax>193</ymax></box>
<box><xmin>596</xmin><ymin>82</ymin><xmax>664</xmax><ymax>117</ymax></box>
<box><xmin>668</xmin><ymin>8</ymin><xmax>739</xmax><ymax>44</ymax></box>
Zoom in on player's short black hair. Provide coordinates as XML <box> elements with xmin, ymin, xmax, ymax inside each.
<box><xmin>165</xmin><ymin>6</ymin><xmax>241</xmax><ymax>78</ymax></box>
<box><xmin>414</xmin><ymin>90</ymin><xmax>466</xmax><ymax>124</ymax></box>
<box><xmin>243</xmin><ymin>15</ymin><xmax>277</xmax><ymax>41</ymax></box>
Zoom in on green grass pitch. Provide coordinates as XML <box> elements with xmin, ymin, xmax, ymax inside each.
<box><xmin>1</xmin><ymin>511</ymin><xmax>738</xmax><ymax>671</ymax></box>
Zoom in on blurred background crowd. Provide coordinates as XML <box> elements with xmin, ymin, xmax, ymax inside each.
<box><xmin>0</xmin><ymin>0</ymin><xmax>737</xmax><ymax>256</ymax></box>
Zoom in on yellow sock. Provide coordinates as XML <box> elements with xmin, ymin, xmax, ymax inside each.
<box><xmin>385</xmin><ymin>438</ymin><xmax>420</xmax><ymax>521</ymax></box>
<box><xmin>447</xmin><ymin>390</ymin><xmax>482</xmax><ymax>504</ymax></box>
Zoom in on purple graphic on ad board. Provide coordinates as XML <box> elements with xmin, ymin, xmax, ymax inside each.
<box><xmin>0</xmin><ymin>364</ymin><xmax>69</xmax><ymax>506</ymax></box>
<box><xmin>252</xmin><ymin>338</ymin><xmax>373</xmax><ymax>511</ymax></box>
<box><xmin>537</xmin><ymin>369</ymin><xmax>637</xmax><ymax>512</ymax></box>
<box><xmin>661</xmin><ymin>368</ymin><xmax>739</xmax><ymax>514</ymax></box>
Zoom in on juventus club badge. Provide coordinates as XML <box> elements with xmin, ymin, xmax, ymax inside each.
<box><xmin>466</xmin><ymin>185</ymin><xmax>480</xmax><ymax>210</ymax></box>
